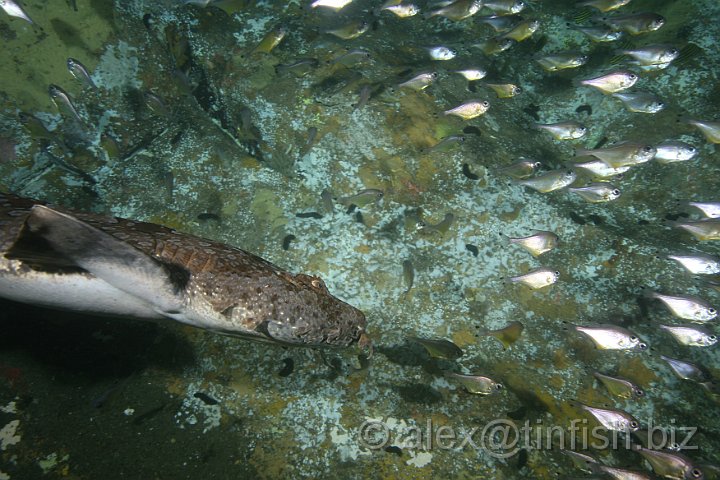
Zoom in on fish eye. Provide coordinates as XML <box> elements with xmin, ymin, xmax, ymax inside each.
<box><xmin>311</xmin><ymin>279</ymin><xmax>324</xmax><ymax>289</ymax></box>
<box><xmin>495</xmin><ymin>383</ymin><xmax>503</xmax><ymax>390</ymax></box>
<box><xmin>709</xmin><ymin>308</ymin><xmax>716</xmax><ymax>314</ymax></box>
<box><xmin>482</xmin><ymin>101</ymin><xmax>490</xmax><ymax>107</ymax></box>
<box><xmin>533</xmin><ymin>162</ymin><xmax>542</xmax><ymax>168</ymax></box>
<box><xmin>657</xmin><ymin>102</ymin><xmax>665</xmax><ymax>108</ymax></box>
<box><xmin>612</xmin><ymin>189</ymin><xmax>620</xmax><ymax>196</ymax></box>
<box><xmin>630</xmin><ymin>421</ymin><xmax>639</xmax><ymax>429</ymax></box>
<box><xmin>431</xmin><ymin>72</ymin><xmax>439</xmax><ymax>79</ymax></box>
<box><xmin>643</xmin><ymin>146</ymin><xmax>654</xmax><ymax>152</ymax></box>
<box><xmin>630</xmin><ymin>336</ymin><xmax>637</xmax><ymax>341</ymax></box>
<box><xmin>691</xmin><ymin>468</ymin><xmax>703</xmax><ymax>478</ymax></box>
<box><xmin>629</xmin><ymin>74</ymin><xmax>638</xmax><ymax>80</ymax></box>
<box><xmin>639</xmin><ymin>342</ymin><xmax>648</xmax><ymax>349</ymax></box>
<box><xmin>710</xmin><ymin>335</ymin><xmax>717</xmax><ymax>341</ymax></box>
<box><xmin>579</xmin><ymin>55</ymin><xmax>589</xmax><ymax>62</ymax></box>
<box><xmin>565</xmin><ymin>170</ymin><xmax>574</xmax><ymax>176</ymax></box>
<box><xmin>634</xmin><ymin>388</ymin><xmax>645</xmax><ymax>397</ymax></box>
<box><xmin>513</xmin><ymin>86</ymin><xmax>522</xmax><ymax>94</ymax></box>
<box><xmin>670</xmin><ymin>48</ymin><xmax>679</xmax><ymax>55</ymax></box>
<box><xmin>554</xmin><ymin>271</ymin><xmax>560</xmax><ymax>276</ymax></box>
<box><xmin>450</xmin><ymin>49</ymin><xmax>458</xmax><ymax>55</ymax></box>
<box><xmin>458</xmin><ymin>136</ymin><xmax>466</xmax><ymax>142</ymax></box>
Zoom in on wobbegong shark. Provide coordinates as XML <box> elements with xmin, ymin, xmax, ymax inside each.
<box><xmin>0</xmin><ymin>192</ymin><xmax>371</xmax><ymax>352</ymax></box>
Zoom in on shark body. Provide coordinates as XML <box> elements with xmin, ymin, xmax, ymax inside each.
<box><xmin>0</xmin><ymin>192</ymin><xmax>369</xmax><ymax>351</ymax></box>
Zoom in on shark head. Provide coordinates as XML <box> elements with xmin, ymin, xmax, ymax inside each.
<box><xmin>0</xmin><ymin>193</ymin><xmax>371</xmax><ymax>354</ymax></box>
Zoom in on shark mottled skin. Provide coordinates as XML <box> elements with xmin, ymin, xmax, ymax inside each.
<box><xmin>0</xmin><ymin>192</ymin><xmax>370</xmax><ymax>352</ymax></box>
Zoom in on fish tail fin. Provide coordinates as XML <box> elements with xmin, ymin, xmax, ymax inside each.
<box><xmin>571</xmin><ymin>77</ymin><xmax>587</xmax><ymax>88</ymax></box>
<box><xmin>641</xmin><ymin>288</ymin><xmax>657</xmax><ymax>300</ymax></box>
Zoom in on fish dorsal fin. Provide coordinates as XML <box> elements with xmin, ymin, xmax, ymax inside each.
<box><xmin>25</xmin><ymin>205</ymin><xmax>186</xmax><ymax>315</ymax></box>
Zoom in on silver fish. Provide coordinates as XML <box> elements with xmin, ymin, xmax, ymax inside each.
<box><xmin>398</xmin><ymin>72</ymin><xmax>438</xmax><ymax>91</ymax></box>
<box><xmin>475</xmin><ymin>37</ymin><xmax>516</xmax><ymax>55</ymax></box>
<box><xmin>454</xmin><ymin>68</ymin><xmax>487</xmax><ymax>81</ymax></box>
<box><xmin>48</xmin><ymin>84</ymin><xmax>84</xmax><ymax>125</ymax></box>
<box><xmin>535</xmin><ymin>51</ymin><xmax>589</xmax><ymax>71</ymax></box>
<box><xmin>311</xmin><ymin>0</ymin><xmax>354</xmax><ymax>10</ymax></box>
<box><xmin>484</xmin><ymin>0</ymin><xmax>526</xmax><ymax>14</ymax></box>
<box><xmin>379</xmin><ymin>2</ymin><xmax>419</xmax><ymax>17</ymax></box>
<box><xmin>578</xmin><ymin>70</ymin><xmax>638</xmax><ymax>94</ymax></box>
<box><xmin>325</xmin><ymin>20</ymin><xmax>369</xmax><ymax>40</ymax></box>
<box><xmin>666</xmin><ymin>253</ymin><xmax>720</xmax><ymax>275</ymax></box>
<box><xmin>593</xmin><ymin>371</ymin><xmax>644</xmax><ymax>399</ymax></box>
<box><xmin>635</xmin><ymin>446</ymin><xmax>705</xmax><ymax>480</ymax></box>
<box><xmin>338</xmin><ymin>189</ymin><xmax>384</xmax><ymax>207</ymax></box>
<box><xmin>569</xmin><ymin>183</ymin><xmax>621</xmax><ymax>202</ymax></box>
<box><xmin>536</xmin><ymin>121</ymin><xmax>587</xmax><ymax>140</ymax></box>
<box><xmin>611</xmin><ymin>91</ymin><xmax>665</xmax><ymax>113</ymax></box>
<box><xmin>654</xmin><ymin>141</ymin><xmax>698</xmax><ymax>163</ymax></box>
<box><xmin>332</xmin><ymin>48</ymin><xmax>372</xmax><ymax>66</ymax></box>
<box><xmin>0</xmin><ymin>0</ymin><xmax>33</xmax><ymax>23</ymax></box>
<box><xmin>0</xmin><ymin>193</ymin><xmax>371</xmax><ymax>351</ymax></box>
<box><xmin>507</xmin><ymin>231</ymin><xmax>559</xmax><ymax>257</ymax></box>
<box><xmin>572</xmin><ymin>158</ymin><xmax>631</xmax><ymax>178</ymax></box>
<box><xmin>670</xmin><ymin>219</ymin><xmax>720</xmax><ymax>241</ymax></box>
<box><xmin>601</xmin><ymin>12</ymin><xmax>665</xmax><ymax>35</ymax></box>
<box><xmin>67</xmin><ymin>58</ymin><xmax>98</xmax><ymax>91</ymax></box>
<box><xmin>572</xmin><ymin>401</ymin><xmax>640</xmax><ymax>432</ymax></box>
<box><xmin>572</xmin><ymin>25</ymin><xmax>623</xmax><ymax>42</ymax></box>
<box><xmin>501</xmin><ymin>19</ymin><xmax>539</xmax><ymax>42</ymax></box>
<box><xmin>562</xmin><ymin>450</ymin><xmax>598</xmax><ymax>472</ymax></box>
<box><xmin>427</xmin><ymin>45</ymin><xmax>457</xmax><ymax>61</ymax></box>
<box><xmin>508</xmin><ymin>267</ymin><xmax>559</xmax><ymax>289</ymax></box>
<box><xmin>517</xmin><ymin>169</ymin><xmax>577</xmax><ymax>193</ymax></box>
<box><xmin>590</xmin><ymin>465</ymin><xmax>652</xmax><ymax>480</ymax></box>
<box><xmin>498</xmin><ymin>158</ymin><xmax>542</xmax><ymax>179</ymax></box>
<box><xmin>446</xmin><ymin>373</ymin><xmax>503</xmax><ymax>395</ymax></box>
<box><xmin>576</xmin><ymin>0</ymin><xmax>631</xmax><ymax>12</ymax></box>
<box><xmin>574</xmin><ymin>324</ymin><xmax>647</xmax><ymax>350</ymax></box>
<box><xmin>659</xmin><ymin>324</ymin><xmax>717</xmax><ymax>347</ymax></box>
<box><xmin>427</xmin><ymin>135</ymin><xmax>466</xmax><ymax>152</ymax></box>
<box><xmin>682</xmin><ymin>201</ymin><xmax>720</xmax><ymax>218</ymax></box>
<box><xmin>443</xmin><ymin>100</ymin><xmax>490</xmax><ymax>120</ymax></box>
<box><xmin>646</xmin><ymin>291</ymin><xmax>717</xmax><ymax>323</ymax></box>
<box><xmin>576</xmin><ymin>141</ymin><xmax>656</xmax><ymax>168</ymax></box>
<box><xmin>619</xmin><ymin>44</ymin><xmax>679</xmax><ymax>66</ymax></box>
<box><xmin>659</xmin><ymin>355</ymin><xmax>710</xmax><ymax>382</ymax></box>
<box><xmin>687</xmin><ymin>119</ymin><xmax>720</xmax><ymax>143</ymax></box>
<box><xmin>424</xmin><ymin>0</ymin><xmax>483</xmax><ymax>21</ymax></box>
<box><xmin>476</xmin><ymin>14</ymin><xmax>522</xmax><ymax>32</ymax></box>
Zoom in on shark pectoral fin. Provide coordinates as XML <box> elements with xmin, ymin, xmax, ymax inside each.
<box><xmin>25</xmin><ymin>205</ymin><xmax>186</xmax><ymax>314</ymax></box>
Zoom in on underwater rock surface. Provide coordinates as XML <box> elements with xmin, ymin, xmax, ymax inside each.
<box><xmin>1</xmin><ymin>0</ymin><xmax>720</xmax><ymax>478</ymax></box>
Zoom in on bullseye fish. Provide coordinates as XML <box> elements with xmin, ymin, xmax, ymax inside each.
<box><xmin>0</xmin><ymin>193</ymin><xmax>370</xmax><ymax>352</ymax></box>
